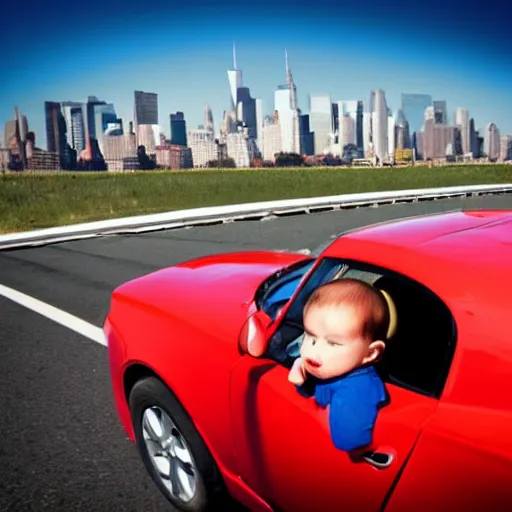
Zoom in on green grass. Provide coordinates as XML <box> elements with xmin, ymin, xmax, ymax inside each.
<box><xmin>0</xmin><ymin>165</ymin><xmax>511</xmax><ymax>234</ymax></box>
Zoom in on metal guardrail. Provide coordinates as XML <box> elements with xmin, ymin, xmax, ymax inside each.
<box><xmin>0</xmin><ymin>183</ymin><xmax>511</xmax><ymax>250</ymax></box>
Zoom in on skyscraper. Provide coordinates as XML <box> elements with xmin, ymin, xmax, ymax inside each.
<box><xmin>236</xmin><ymin>87</ymin><xmax>257</xmax><ymax>139</ymax></box>
<box><xmin>394</xmin><ymin>110</ymin><xmax>411</xmax><ymax>149</ymax></box>
<box><xmin>274</xmin><ymin>50</ymin><xmax>301</xmax><ymax>154</ymax></box>
<box><xmin>134</xmin><ymin>91</ymin><xmax>158</xmax><ymax>126</ymax></box>
<box><xmin>309</xmin><ymin>94</ymin><xmax>332</xmax><ymax>155</ymax></box>
<box><xmin>454</xmin><ymin>108</ymin><xmax>470</xmax><ymax>155</ymax></box>
<box><xmin>45</xmin><ymin>101</ymin><xmax>69</xmax><ymax>168</ymax></box>
<box><xmin>204</xmin><ymin>104</ymin><xmax>214</xmax><ymax>134</ymax></box>
<box><xmin>61</xmin><ymin>102</ymin><xmax>86</xmax><ymax>153</ymax></box>
<box><xmin>486</xmin><ymin>123</ymin><xmax>500</xmax><ymax>161</ymax></box>
<box><xmin>469</xmin><ymin>118</ymin><xmax>479</xmax><ymax>158</ymax></box>
<box><xmin>133</xmin><ymin>91</ymin><xmax>158</xmax><ymax>153</ymax></box>
<box><xmin>299</xmin><ymin>114</ymin><xmax>314</xmax><ymax>155</ymax></box>
<box><xmin>170</xmin><ymin>112</ymin><xmax>187</xmax><ymax>146</ymax></box>
<box><xmin>93</xmin><ymin>103</ymin><xmax>118</xmax><ymax>144</ymax></box>
<box><xmin>499</xmin><ymin>135</ymin><xmax>512</xmax><ymax>162</ymax></box>
<box><xmin>336</xmin><ymin>101</ymin><xmax>363</xmax><ymax>154</ymax></box>
<box><xmin>227</xmin><ymin>44</ymin><xmax>243</xmax><ymax>112</ymax></box>
<box><xmin>369</xmin><ymin>89</ymin><xmax>389</xmax><ymax>163</ymax></box>
<box><xmin>225</xmin><ymin>44</ymin><xmax>259</xmax><ymax>146</ymax></box>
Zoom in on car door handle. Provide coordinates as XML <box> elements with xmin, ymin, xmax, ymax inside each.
<box><xmin>362</xmin><ymin>451</ymin><xmax>394</xmax><ymax>469</ymax></box>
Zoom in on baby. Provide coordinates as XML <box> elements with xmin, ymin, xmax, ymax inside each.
<box><xmin>288</xmin><ymin>278</ymin><xmax>390</xmax><ymax>452</ymax></box>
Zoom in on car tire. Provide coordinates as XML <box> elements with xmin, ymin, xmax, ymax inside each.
<box><xmin>129</xmin><ymin>376</ymin><xmax>233</xmax><ymax>512</ymax></box>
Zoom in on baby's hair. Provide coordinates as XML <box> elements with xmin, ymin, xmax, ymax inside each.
<box><xmin>304</xmin><ymin>278</ymin><xmax>390</xmax><ymax>341</ymax></box>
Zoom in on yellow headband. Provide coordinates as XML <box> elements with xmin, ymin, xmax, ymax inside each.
<box><xmin>379</xmin><ymin>289</ymin><xmax>397</xmax><ymax>339</ymax></box>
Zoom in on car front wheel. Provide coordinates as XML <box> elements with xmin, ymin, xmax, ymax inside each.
<box><xmin>128</xmin><ymin>376</ymin><xmax>232</xmax><ymax>512</ymax></box>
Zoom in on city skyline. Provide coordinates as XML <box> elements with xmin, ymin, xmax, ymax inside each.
<box><xmin>1</xmin><ymin>0</ymin><xmax>511</xmax><ymax>147</ymax></box>
<box><xmin>1</xmin><ymin>48</ymin><xmax>509</xmax><ymax>149</ymax></box>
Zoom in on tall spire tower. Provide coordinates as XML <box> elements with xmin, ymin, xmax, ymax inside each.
<box><xmin>285</xmin><ymin>49</ymin><xmax>297</xmax><ymax>111</ymax></box>
<box><xmin>227</xmin><ymin>43</ymin><xmax>243</xmax><ymax>111</ymax></box>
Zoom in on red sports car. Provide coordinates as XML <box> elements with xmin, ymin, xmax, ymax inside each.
<box><xmin>104</xmin><ymin>209</ymin><xmax>512</xmax><ymax>512</ymax></box>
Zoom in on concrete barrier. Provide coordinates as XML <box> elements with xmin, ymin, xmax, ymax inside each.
<box><xmin>0</xmin><ymin>183</ymin><xmax>511</xmax><ymax>250</ymax></box>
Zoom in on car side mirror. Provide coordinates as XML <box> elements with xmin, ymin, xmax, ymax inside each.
<box><xmin>238</xmin><ymin>309</ymin><xmax>273</xmax><ymax>357</ymax></box>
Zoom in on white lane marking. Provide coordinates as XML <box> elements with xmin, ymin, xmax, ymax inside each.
<box><xmin>0</xmin><ymin>284</ymin><xmax>107</xmax><ymax>346</ymax></box>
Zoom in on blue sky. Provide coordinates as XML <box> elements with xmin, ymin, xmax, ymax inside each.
<box><xmin>1</xmin><ymin>0</ymin><xmax>511</xmax><ymax>149</ymax></box>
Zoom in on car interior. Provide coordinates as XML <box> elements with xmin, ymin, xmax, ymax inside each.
<box><xmin>271</xmin><ymin>260</ymin><xmax>457</xmax><ymax>399</ymax></box>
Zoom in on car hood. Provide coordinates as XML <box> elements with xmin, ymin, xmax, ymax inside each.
<box><xmin>111</xmin><ymin>250</ymin><xmax>312</xmax><ymax>340</ymax></box>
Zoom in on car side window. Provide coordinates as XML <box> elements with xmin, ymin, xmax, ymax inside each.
<box><xmin>257</xmin><ymin>259</ymin><xmax>315</xmax><ymax>321</ymax></box>
<box><xmin>265</xmin><ymin>258</ymin><xmax>347</xmax><ymax>365</ymax></box>
<box><xmin>266</xmin><ymin>258</ymin><xmax>456</xmax><ymax>399</ymax></box>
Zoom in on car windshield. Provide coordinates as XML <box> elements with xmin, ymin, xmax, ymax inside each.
<box><xmin>256</xmin><ymin>258</ymin><xmax>315</xmax><ymax>320</ymax></box>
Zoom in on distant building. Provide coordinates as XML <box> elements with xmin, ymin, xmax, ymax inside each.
<box><xmin>134</xmin><ymin>91</ymin><xmax>158</xmax><ymax>126</ymax></box>
<box><xmin>423</xmin><ymin>119</ymin><xmax>459</xmax><ymax>160</ymax></box>
<box><xmin>274</xmin><ymin>51</ymin><xmax>301</xmax><ymax>155</ymax></box>
<box><xmin>45</xmin><ymin>101</ymin><xmax>70</xmax><ymax>168</ymax></box>
<box><xmin>299</xmin><ymin>114</ymin><xmax>314</xmax><ymax>156</ymax></box>
<box><xmin>394</xmin><ymin>110</ymin><xmax>411</xmax><ymax>149</ymax></box>
<box><xmin>486</xmin><ymin>123</ymin><xmax>500</xmax><ymax>161</ymax></box>
<box><xmin>188</xmin><ymin>128</ymin><xmax>220</xmax><ymax>167</ymax></box>
<box><xmin>335</xmin><ymin>100</ymin><xmax>364</xmax><ymax>155</ymax></box>
<box><xmin>61</xmin><ymin>102</ymin><xmax>86</xmax><ymax>153</ymax></box>
<box><xmin>227</xmin><ymin>44</ymin><xmax>243</xmax><ymax>112</ymax></box>
<box><xmin>262</xmin><ymin>111</ymin><xmax>282</xmax><ymax>162</ymax></box>
<box><xmin>170</xmin><ymin>112</ymin><xmax>187</xmax><ymax>146</ymax></box>
<box><xmin>414</xmin><ymin>132</ymin><xmax>424</xmax><ymax>160</ymax></box>
<box><xmin>155</xmin><ymin>143</ymin><xmax>193</xmax><ymax>169</ymax></box>
<box><xmin>204</xmin><ymin>104</ymin><xmax>214</xmax><ymax>134</ymax></box>
<box><xmin>226</xmin><ymin>128</ymin><xmax>257</xmax><ymax>167</ymax></box>
<box><xmin>137</xmin><ymin>124</ymin><xmax>158</xmax><ymax>155</ymax></box>
<box><xmin>93</xmin><ymin>102</ymin><xmax>118</xmax><ymax>152</ymax></box>
<box><xmin>309</xmin><ymin>94</ymin><xmax>332</xmax><ymax>155</ymax></box>
<box><xmin>369</xmin><ymin>89</ymin><xmax>389</xmax><ymax>163</ymax></box>
<box><xmin>106</xmin><ymin>158</ymin><xmax>139</xmax><ymax>172</ymax></box>
<box><xmin>454</xmin><ymin>108</ymin><xmax>471</xmax><ymax>155</ymax></box>
<box><xmin>26</xmin><ymin>144</ymin><xmax>61</xmax><ymax>170</ymax></box>
<box><xmin>469</xmin><ymin>118</ymin><xmax>480</xmax><ymax>158</ymax></box>
<box><xmin>103</xmin><ymin>133</ymin><xmax>137</xmax><ymax>162</ymax></box>
<box><xmin>236</xmin><ymin>87</ymin><xmax>257</xmax><ymax>139</ymax></box>
<box><xmin>500</xmin><ymin>135</ymin><xmax>512</xmax><ymax>161</ymax></box>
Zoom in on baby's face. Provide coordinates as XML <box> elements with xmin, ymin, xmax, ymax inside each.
<box><xmin>300</xmin><ymin>303</ymin><xmax>377</xmax><ymax>380</ymax></box>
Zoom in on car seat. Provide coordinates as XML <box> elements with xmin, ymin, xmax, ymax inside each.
<box><xmin>372</xmin><ymin>274</ymin><xmax>453</xmax><ymax>393</ymax></box>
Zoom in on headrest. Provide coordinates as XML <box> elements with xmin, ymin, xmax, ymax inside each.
<box><xmin>379</xmin><ymin>289</ymin><xmax>398</xmax><ymax>340</ymax></box>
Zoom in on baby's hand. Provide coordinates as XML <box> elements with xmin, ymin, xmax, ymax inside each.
<box><xmin>288</xmin><ymin>357</ymin><xmax>307</xmax><ymax>385</ymax></box>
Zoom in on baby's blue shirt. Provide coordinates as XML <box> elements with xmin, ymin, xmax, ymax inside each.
<box><xmin>298</xmin><ymin>365</ymin><xmax>387</xmax><ymax>452</ymax></box>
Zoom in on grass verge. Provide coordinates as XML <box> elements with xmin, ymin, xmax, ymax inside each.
<box><xmin>1</xmin><ymin>164</ymin><xmax>511</xmax><ymax>234</ymax></box>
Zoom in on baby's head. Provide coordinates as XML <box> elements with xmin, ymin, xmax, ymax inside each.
<box><xmin>300</xmin><ymin>278</ymin><xmax>389</xmax><ymax>380</ymax></box>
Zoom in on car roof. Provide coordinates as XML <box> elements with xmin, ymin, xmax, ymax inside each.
<box><xmin>324</xmin><ymin>209</ymin><xmax>512</xmax><ymax>286</ymax></box>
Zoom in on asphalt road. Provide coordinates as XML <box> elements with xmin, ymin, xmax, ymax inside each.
<box><xmin>0</xmin><ymin>193</ymin><xmax>511</xmax><ymax>512</ymax></box>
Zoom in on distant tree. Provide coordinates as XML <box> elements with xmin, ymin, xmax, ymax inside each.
<box><xmin>206</xmin><ymin>158</ymin><xmax>236</xmax><ymax>168</ymax></box>
<box><xmin>274</xmin><ymin>152</ymin><xmax>303</xmax><ymax>167</ymax></box>
<box><xmin>137</xmin><ymin>145</ymin><xmax>156</xmax><ymax>170</ymax></box>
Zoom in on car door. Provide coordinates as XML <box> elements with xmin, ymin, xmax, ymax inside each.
<box><xmin>230</xmin><ymin>257</ymin><xmax>455</xmax><ymax>512</ymax></box>
<box><xmin>229</xmin><ymin>360</ymin><xmax>437</xmax><ymax>511</ymax></box>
